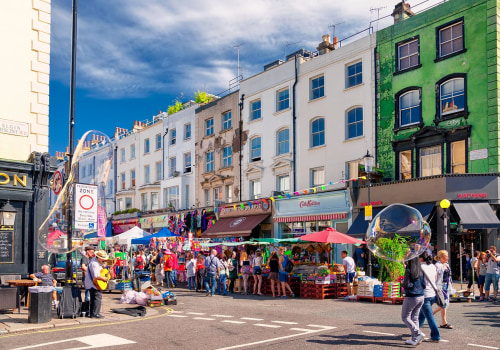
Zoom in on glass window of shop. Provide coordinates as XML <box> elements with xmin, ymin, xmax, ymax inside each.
<box><xmin>165</xmin><ymin>186</ymin><xmax>179</xmax><ymax>209</ymax></box>
<box><xmin>125</xmin><ymin>197</ymin><xmax>132</xmax><ymax>209</ymax></box>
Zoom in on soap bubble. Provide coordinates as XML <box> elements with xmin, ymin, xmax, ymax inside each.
<box><xmin>365</xmin><ymin>203</ymin><xmax>431</xmax><ymax>263</ymax></box>
<box><xmin>38</xmin><ymin>130</ymin><xmax>113</xmax><ymax>254</ymax></box>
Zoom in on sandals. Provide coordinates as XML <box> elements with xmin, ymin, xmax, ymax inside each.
<box><xmin>439</xmin><ymin>324</ymin><xmax>454</xmax><ymax>329</ymax></box>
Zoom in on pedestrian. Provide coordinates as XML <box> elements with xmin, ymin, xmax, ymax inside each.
<box><xmin>83</xmin><ymin>250</ymin><xmax>110</xmax><ymax>318</ymax></box>
<box><xmin>163</xmin><ymin>249</ymin><xmax>174</xmax><ymax>289</ymax></box>
<box><xmin>268</xmin><ymin>251</ymin><xmax>281</xmax><ymax>297</ymax></box>
<box><xmin>278</xmin><ymin>246</ymin><xmax>295</xmax><ymax>298</ymax></box>
<box><xmin>155</xmin><ymin>249</ymin><xmax>164</xmax><ymax>287</ymax></box>
<box><xmin>400</xmin><ymin>255</ymin><xmax>426</xmax><ymax>346</ymax></box>
<box><xmin>418</xmin><ymin>251</ymin><xmax>441</xmax><ymax>343</ymax></box>
<box><xmin>150</xmin><ymin>250</ymin><xmax>158</xmax><ymax>284</ymax></box>
<box><xmin>252</xmin><ymin>249</ymin><xmax>263</xmax><ymax>296</ymax></box>
<box><xmin>170</xmin><ymin>251</ymin><xmax>178</xmax><ymax>288</ymax></box>
<box><xmin>342</xmin><ymin>250</ymin><xmax>356</xmax><ymax>296</ymax></box>
<box><xmin>432</xmin><ymin>250</ymin><xmax>454</xmax><ymax>329</ymax></box>
<box><xmin>228</xmin><ymin>251</ymin><xmax>238</xmax><ymax>294</ymax></box>
<box><xmin>196</xmin><ymin>254</ymin><xmax>206</xmax><ymax>292</ymax></box>
<box><xmin>29</xmin><ymin>264</ymin><xmax>59</xmax><ymax>309</ymax></box>
<box><xmin>217</xmin><ymin>255</ymin><xmax>229</xmax><ymax>296</ymax></box>
<box><xmin>484</xmin><ymin>246</ymin><xmax>500</xmax><ymax>302</ymax></box>
<box><xmin>186</xmin><ymin>252</ymin><xmax>197</xmax><ymax>291</ymax></box>
<box><xmin>204</xmin><ymin>249</ymin><xmax>221</xmax><ymax>297</ymax></box>
<box><xmin>354</xmin><ymin>244</ymin><xmax>366</xmax><ymax>271</ymax></box>
<box><xmin>477</xmin><ymin>251</ymin><xmax>487</xmax><ymax>301</ymax></box>
<box><xmin>239</xmin><ymin>251</ymin><xmax>251</xmax><ymax>295</ymax></box>
<box><xmin>467</xmin><ymin>251</ymin><xmax>479</xmax><ymax>293</ymax></box>
<box><xmin>134</xmin><ymin>249</ymin><xmax>145</xmax><ymax>274</ymax></box>
<box><xmin>80</xmin><ymin>246</ymin><xmax>95</xmax><ymax>302</ymax></box>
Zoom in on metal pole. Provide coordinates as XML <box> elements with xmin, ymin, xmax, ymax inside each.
<box><xmin>471</xmin><ymin>242</ymin><xmax>475</xmax><ymax>297</ymax></box>
<box><xmin>443</xmin><ymin>208</ymin><xmax>449</xmax><ymax>252</ymax></box>
<box><xmin>367</xmin><ymin>172</ymin><xmax>373</xmax><ymax>277</ymax></box>
<box><xmin>66</xmin><ymin>0</ymin><xmax>78</xmax><ymax>282</ymax></box>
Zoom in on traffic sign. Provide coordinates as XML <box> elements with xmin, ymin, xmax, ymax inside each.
<box><xmin>364</xmin><ymin>205</ymin><xmax>372</xmax><ymax>221</ymax></box>
<box><xmin>52</xmin><ymin>170</ymin><xmax>63</xmax><ymax>195</ymax></box>
<box><xmin>74</xmin><ymin>183</ymin><xmax>98</xmax><ymax>230</ymax></box>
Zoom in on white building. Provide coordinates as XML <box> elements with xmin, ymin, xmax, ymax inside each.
<box><xmin>161</xmin><ymin>102</ymin><xmax>197</xmax><ymax>211</ymax></box>
<box><xmin>115</xmin><ymin>114</ymin><xmax>165</xmax><ymax>213</ymax></box>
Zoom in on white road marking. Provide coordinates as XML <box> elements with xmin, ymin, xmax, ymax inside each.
<box><xmin>170</xmin><ymin>310</ymin><xmax>184</xmax><ymax>313</ymax></box>
<box><xmin>211</xmin><ymin>314</ymin><xmax>234</xmax><ymax>318</ymax></box>
<box><xmin>306</xmin><ymin>324</ymin><xmax>334</xmax><ymax>328</ymax></box>
<box><xmin>241</xmin><ymin>317</ymin><xmax>264</xmax><ymax>321</ymax></box>
<box><xmin>193</xmin><ymin>317</ymin><xmax>215</xmax><ymax>321</ymax></box>
<box><xmin>254</xmin><ymin>324</ymin><xmax>282</xmax><ymax>328</ymax></box>
<box><xmin>425</xmin><ymin>338</ymin><xmax>449</xmax><ymax>343</ymax></box>
<box><xmin>222</xmin><ymin>320</ymin><xmax>247</xmax><ymax>324</ymax></box>
<box><xmin>467</xmin><ymin>344</ymin><xmax>500</xmax><ymax>349</ymax></box>
<box><xmin>187</xmin><ymin>312</ymin><xmax>206</xmax><ymax>315</ymax></box>
<box><xmin>290</xmin><ymin>328</ymin><xmax>317</xmax><ymax>332</ymax></box>
<box><xmin>215</xmin><ymin>326</ymin><xmax>337</xmax><ymax>350</ymax></box>
<box><xmin>13</xmin><ymin>333</ymin><xmax>135</xmax><ymax>350</ymax></box>
<box><xmin>363</xmin><ymin>330</ymin><xmax>396</xmax><ymax>336</ymax></box>
<box><xmin>271</xmin><ymin>321</ymin><xmax>298</xmax><ymax>325</ymax></box>
<box><xmin>168</xmin><ymin>314</ymin><xmax>188</xmax><ymax>318</ymax></box>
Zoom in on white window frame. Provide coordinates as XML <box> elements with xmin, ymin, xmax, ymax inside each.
<box><xmin>346</xmin><ymin>61</ymin><xmax>362</xmax><ymax>88</ymax></box>
<box><xmin>399</xmin><ymin>90</ymin><xmax>421</xmax><ymax>127</ymax></box>
<box><xmin>184</xmin><ymin>123</ymin><xmax>191</xmax><ymax>140</ymax></box>
<box><xmin>276</xmin><ymin>128</ymin><xmax>289</xmax><ymax>156</ymax></box>
<box><xmin>440</xmin><ymin>78</ymin><xmax>465</xmax><ymax>117</ymax></box>
<box><xmin>206</xmin><ymin>118</ymin><xmax>214</xmax><ymax>136</ymax></box>
<box><xmin>346</xmin><ymin>107</ymin><xmax>363</xmax><ymax>140</ymax></box>
<box><xmin>398</xmin><ymin>38</ymin><xmax>419</xmax><ymax>71</ymax></box>
<box><xmin>310</xmin><ymin>167</ymin><xmax>325</xmax><ymax>187</ymax></box>
<box><xmin>144</xmin><ymin>165</ymin><xmax>150</xmax><ymax>184</ymax></box>
<box><xmin>130</xmin><ymin>144</ymin><xmax>136</xmax><ymax>159</ymax></box>
<box><xmin>184</xmin><ymin>152</ymin><xmax>191</xmax><ymax>173</ymax></box>
<box><xmin>419</xmin><ymin>145</ymin><xmax>442</xmax><ymax>177</ymax></box>
<box><xmin>438</xmin><ymin>21</ymin><xmax>464</xmax><ymax>58</ymax></box>
<box><xmin>277</xmin><ymin>174</ymin><xmax>290</xmax><ymax>193</ymax></box>
<box><xmin>156</xmin><ymin>162</ymin><xmax>162</xmax><ymax>181</ymax></box>
<box><xmin>310</xmin><ymin>75</ymin><xmax>324</xmax><ymax>100</ymax></box>
<box><xmin>170</xmin><ymin>129</ymin><xmax>176</xmax><ymax>145</ymax></box>
<box><xmin>311</xmin><ymin>118</ymin><xmax>325</xmax><ymax>148</ymax></box>
<box><xmin>222</xmin><ymin>111</ymin><xmax>232</xmax><ymax>130</ymax></box>
<box><xmin>250</xmin><ymin>137</ymin><xmax>262</xmax><ymax>162</ymax></box>
<box><xmin>222</xmin><ymin>146</ymin><xmax>232</xmax><ymax>168</ymax></box>
<box><xmin>250</xmin><ymin>100</ymin><xmax>261</xmax><ymax>121</ymax></box>
<box><xmin>206</xmin><ymin>151</ymin><xmax>214</xmax><ymax>173</ymax></box>
<box><xmin>156</xmin><ymin>133</ymin><xmax>162</xmax><ymax>150</ymax></box>
<box><xmin>131</xmin><ymin>169</ymin><xmax>136</xmax><ymax>187</ymax></box>
<box><xmin>144</xmin><ymin>138</ymin><xmax>150</xmax><ymax>154</ymax></box>
<box><xmin>250</xmin><ymin>179</ymin><xmax>262</xmax><ymax>199</ymax></box>
<box><xmin>169</xmin><ymin>157</ymin><xmax>176</xmax><ymax>177</ymax></box>
<box><xmin>276</xmin><ymin>88</ymin><xmax>290</xmax><ymax>112</ymax></box>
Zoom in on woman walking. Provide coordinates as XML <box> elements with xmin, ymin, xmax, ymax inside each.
<box><xmin>477</xmin><ymin>251</ymin><xmax>487</xmax><ymax>301</ymax></box>
<box><xmin>196</xmin><ymin>254</ymin><xmax>205</xmax><ymax>292</ymax></box>
<box><xmin>433</xmin><ymin>250</ymin><xmax>454</xmax><ymax>329</ymax></box>
<box><xmin>268</xmin><ymin>251</ymin><xmax>281</xmax><ymax>297</ymax></box>
<box><xmin>278</xmin><ymin>246</ymin><xmax>295</xmax><ymax>298</ymax></box>
<box><xmin>228</xmin><ymin>251</ymin><xmax>238</xmax><ymax>294</ymax></box>
<box><xmin>401</xmin><ymin>255</ymin><xmax>426</xmax><ymax>346</ymax></box>
<box><xmin>252</xmin><ymin>249</ymin><xmax>263</xmax><ymax>296</ymax></box>
<box><xmin>217</xmin><ymin>255</ymin><xmax>229</xmax><ymax>296</ymax></box>
<box><xmin>418</xmin><ymin>251</ymin><xmax>441</xmax><ymax>343</ymax></box>
<box><xmin>186</xmin><ymin>252</ymin><xmax>197</xmax><ymax>291</ymax></box>
<box><xmin>240</xmin><ymin>251</ymin><xmax>251</xmax><ymax>295</ymax></box>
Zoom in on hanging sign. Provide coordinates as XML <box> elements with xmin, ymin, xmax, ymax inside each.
<box><xmin>74</xmin><ymin>183</ymin><xmax>98</xmax><ymax>230</ymax></box>
<box><xmin>364</xmin><ymin>205</ymin><xmax>372</xmax><ymax>221</ymax></box>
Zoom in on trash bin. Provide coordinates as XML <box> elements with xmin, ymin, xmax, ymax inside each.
<box><xmin>28</xmin><ymin>286</ymin><xmax>52</xmax><ymax>323</ymax></box>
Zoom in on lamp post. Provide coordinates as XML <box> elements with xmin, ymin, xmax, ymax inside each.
<box><xmin>440</xmin><ymin>199</ymin><xmax>451</xmax><ymax>252</ymax></box>
<box><xmin>0</xmin><ymin>200</ymin><xmax>17</xmax><ymax>227</ymax></box>
<box><xmin>363</xmin><ymin>150</ymin><xmax>375</xmax><ymax>277</ymax></box>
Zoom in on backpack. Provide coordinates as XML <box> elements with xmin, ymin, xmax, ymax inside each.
<box><xmin>165</xmin><ymin>255</ymin><xmax>174</xmax><ymax>269</ymax></box>
<box><xmin>284</xmin><ymin>256</ymin><xmax>294</xmax><ymax>273</ymax></box>
<box><xmin>134</xmin><ymin>255</ymin><xmax>144</xmax><ymax>269</ymax></box>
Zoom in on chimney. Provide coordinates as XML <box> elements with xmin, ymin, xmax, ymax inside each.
<box><xmin>392</xmin><ymin>1</ymin><xmax>414</xmax><ymax>23</ymax></box>
<box><xmin>132</xmin><ymin>120</ymin><xmax>144</xmax><ymax>132</ymax></box>
<box><xmin>317</xmin><ymin>34</ymin><xmax>336</xmax><ymax>55</ymax></box>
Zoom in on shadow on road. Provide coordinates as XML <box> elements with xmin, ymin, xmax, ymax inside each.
<box><xmin>307</xmin><ymin>333</ymin><xmax>408</xmax><ymax>348</ymax></box>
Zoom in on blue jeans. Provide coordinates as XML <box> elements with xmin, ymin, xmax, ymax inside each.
<box><xmin>188</xmin><ymin>276</ymin><xmax>196</xmax><ymax>290</ymax></box>
<box><xmin>485</xmin><ymin>273</ymin><xmax>499</xmax><ymax>292</ymax></box>
<box><xmin>171</xmin><ymin>270</ymin><xmax>177</xmax><ymax>287</ymax></box>
<box><xmin>205</xmin><ymin>272</ymin><xmax>217</xmax><ymax>295</ymax></box>
<box><xmin>418</xmin><ymin>296</ymin><xmax>441</xmax><ymax>341</ymax></box>
<box><xmin>164</xmin><ymin>271</ymin><xmax>173</xmax><ymax>288</ymax></box>
<box><xmin>217</xmin><ymin>274</ymin><xmax>227</xmax><ymax>295</ymax></box>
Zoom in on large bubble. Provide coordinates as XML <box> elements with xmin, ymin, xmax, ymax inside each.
<box><xmin>38</xmin><ymin>130</ymin><xmax>113</xmax><ymax>254</ymax></box>
<box><xmin>365</xmin><ymin>203</ymin><xmax>431</xmax><ymax>263</ymax></box>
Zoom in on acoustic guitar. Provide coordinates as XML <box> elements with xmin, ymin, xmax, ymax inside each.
<box><xmin>93</xmin><ymin>268</ymin><xmax>110</xmax><ymax>291</ymax></box>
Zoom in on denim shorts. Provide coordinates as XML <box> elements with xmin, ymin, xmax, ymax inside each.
<box><xmin>485</xmin><ymin>273</ymin><xmax>499</xmax><ymax>291</ymax></box>
<box><xmin>478</xmin><ymin>274</ymin><xmax>486</xmax><ymax>286</ymax></box>
<box><xmin>346</xmin><ymin>272</ymin><xmax>356</xmax><ymax>283</ymax></box>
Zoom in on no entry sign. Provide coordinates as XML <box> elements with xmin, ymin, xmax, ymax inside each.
<box><xmin>74</xmin><ymin>183</ymin><xmax>98</xmax><ymax>230</ymax></box>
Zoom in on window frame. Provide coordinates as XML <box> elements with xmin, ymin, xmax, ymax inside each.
<box><xmin>345</xmin><ymin>61</ymin><xmax>363</xmax><ymax>88</ymax></box>
<box><xmin>435</xmin><ymin>18</ymin><xmax>466</xmax><ymax>62</ymax></box>
<box><xmin>206</xmin><ymin>150</ymin><xmax>214</xmax><ymax>173</ymax></box>
<box><xmin>250</xmin><ymin>100</ymin><xmax>262</xmax><ymax>121</ymax></box>
<box><xmin>310</xmin><ymin>167</ymin><xmax>325</xmax><ymax>187</ymax></box>
<box><xmin>398</xmin><ymin>149</ymin><xmax>413</xmax><ymax>180</ymax></box>
<box><xmin>277</xmin><ymin>174</ymin><xmax>290</xmax><ymax>193</ymax></box>
<box><xmin>435</xmin><ymin>73</ymin><xmax>468</xmax><ymax>122</ymax></box>
<box><xmin>121</xmin><ymin>173</ymin><xmax>125</xmax><ymax>190</ymax></box>
<box><xmin>130</xmin><ymin>144</ymin><xmax>136</xmax><ymax>159</ymax></box>
<box><xmin>418</xmin><ymin>144</ymin><xmax>443</xmax><ymax>177</ymax></box>
<box><xmin>170</xmin><ymin>129</ymin><xmax>176</xmax><ymax>145</ymax></box>
<box><xmin>276</xmin><ymin>128</ymin><xmax>290</xmax><ymax>156</ymax></box>
<box><xmin>205</xmin><ymin>118</ymin><xmax>214</xmax><ymax>137</ymax></box>
<box><xmin>310</xmin><ymin>75</ymin><xmax>325</xmax><ymax>101</ymax></box>
<box><xmin>276</xmin><ymin>88</ymin><xmax>290</xmax><ymax>112</ymax></box>
<box><xmin>144</xmin><ymin>165</ymin><xmax>150</xmax><ymax>184</ymax></box>
<box><xmin>120</xmin><ymin>148</ymin><xmax>125</xmax><ymax>162</ymax></box>
<box><xmin>156</xmin><ymin>133</ymin><xmax>162</xmax><ymax>150</ymax></box>
<box><xmin>394</xmin><ymin>36</ymin><xmax>421</xmax><ymax>74</ymax></box>
<box><xmin>250</xmin><ymin>179</ymin><xmax>262</xmax><ymax>199</ymax></box>
<box><xmin>184</xmin><ymin>152</ymin><xmax>191</xmax><ymax>173</ymax></box>
<box><xmin>169</xmin><ymin>157</ymin><xmax>176</xmax><ymax>177</ymax></box>
<box><xmin>222</xmin><ymin>111</ymin><xmax>232</xmax><ymax>131</ymax></box>
<box><xmin>184</xmin><ymin>123</ymin><xmax>191</xmax><ymax>140</ymax></box>
<box><xmin>156</xmin><ymin>161</ymin><xmax>162</xmax><ymax>181</ymax></box>
<box><xmin>346</xmin><ymin>107</ymin><xmax>363</xmax><ymax>140</ymax></box>
<box><xmin>144</xmin><ymin>138</ymin><xmax>150</xmax><ymax>154</ymax></box>
<box><xmin>310</xmin><ymin>118</ymin><xmax>325</xmax><ymax>148</ymax></box>
<box><xmin>131</xmin><ymin>169</ymin><xmax>136</xmax><ymax>187</ymax></box>
<box><xmin>250</xmin><ymin>136</ymin><xmax>262</xmax><ymax>162</ymax></box>
<box><xmin>394</xmin><ymin>87</ymin><xmax>423</xmax><ymax>132</ymax></box>
<box><xmin>222</xmin><ymin>145</ymin><xmax>232</xmax><ymax>168</ymax></box>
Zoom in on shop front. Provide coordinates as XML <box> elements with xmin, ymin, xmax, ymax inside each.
<box><xmin>111</xmin><ymin>213</ymin><xmax>141</xmax><ymax>235</ymax></box>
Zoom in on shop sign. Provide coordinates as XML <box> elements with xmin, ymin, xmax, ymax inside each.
<box><xmin>74</xmin><ymin>183</ymin><xmax>98</xmax><ymax>230</ymax></box>
<box><xmin>299</xmin><ymin>200</ymin><xmax>320</xmax><ymax>208</ymax></box>
<box><xmin>219</xmin><ymin>201</ymin><xmax>272</xmax><ymax>218</ymax></box>
<box><xmin>470</xmin><ymin>149</ymin><xmax>488</xmax><ymax>161</ymax></box>
<box><xmin>457</xmin><ymin>193</ymin><xmax>487</xmax><ymax>199</ymax></box>
<box><xmin>0</xmin><ymin>171</ymin><xmax>30</xmax><ymax>189</ymax></box>
<box><xmin>360</xmin><ymin>201</ymin><xmax>383</xmax><ymax>207</ymax></box>
<box><xmin>275</xmin><ymin>191</ymin><xmax>350</xmax><ymax>216</ymax></box>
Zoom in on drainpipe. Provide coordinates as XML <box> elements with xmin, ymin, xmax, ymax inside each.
<box><xmin>292</xmin><ymin>56</ymin><xmax>299</xmax><ymax>192</ymax></box>
<box><xmin>113</xmin><ymin>145</ymin><xmax>117</xmax><ymax>212</ymax></box>
<box><xmin>239</xmin><ymin>94</ymin><xmax>245</xmax><ymax>202</ymax></box>
<box><xmin>373</xmin><ymin>46</ymin><xmax>378</xmax><ymax>174</ymax></box>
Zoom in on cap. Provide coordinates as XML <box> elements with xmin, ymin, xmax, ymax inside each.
<box><xmin>84</xmin><ymin>246</ymin><xmax>95</xmax><ymax>251</ymax></box>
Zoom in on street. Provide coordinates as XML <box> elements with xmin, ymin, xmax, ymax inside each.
<box><xmin>0</xmin><ymin>287</ymin><xmax>498</xmax><ymax>350</ymax></box>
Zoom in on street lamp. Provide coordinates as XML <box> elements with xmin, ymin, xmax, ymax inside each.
<box><xmin>0</xmin><ymin>200</ymin><xmax>17</xmax><ymax>226</ymax></box>
<box><xmin>363</xmin><ymin>150</ymin><xmax>375</xmax><ymax>277</ymax></box>
<box><xmin>440</xmin><ymin>199</ymin><xmax>451</xmax><ymax>251</ymax></box>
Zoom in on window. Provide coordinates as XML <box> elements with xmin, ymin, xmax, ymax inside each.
<box><xmin>125</xmin><ymin>197</ymin><xmax>132</xmax><ymax>209</ymax></box>
<box><xmin>420</xmin><ymin>145</ymin><xmax>441</xmax><ymax>177</ymax></box>
<box><xmin>165</xmin><ymin>186</ymin><xmax>179</xmax><ymax>209</ymax></box>
<box><xmin>156</xmin><ymin>162</ymin><xmax>162</xmax><ymax>181</ymax></box>
<box><xmin>276</xmin><ymin>88</ymin><xmax>289</xmax><ymax>112</ymax></box>
<box><xmin>81</xmin><ymin>166</ymin><xmax>86</xmax><ymax>178</ymax></box>
<box><xmin>310</xmin><ymin>75</ymin><xmax>324</xmax><ymax>100</ymax></box>
<box><xmin>131</xmin><ymin>169</ymin><xmax>136</xmax><ymax>187</ymax></box>
<box><xmin>311</xmin><ymin>118</ymin><xmax>325</xmax><ymax>147</ymax></box>
<box><xmin>182</xmin><ymin>152</ymin><xmax>191</xmax><ymax>173</ymax></box>
<box><xmin>206</xmin><ymin>118</ymin><xmax>214</xmax><ymax>136</ymax></box>
<box><xmin>120</xmin><ymin>148</ymin><xmax>125</xmax><ymax>162</ymax></box>
<box><xmin>398</xmin><ymin>90</ymin><xmax>421</xmax><ymax>127</ymax></box>
<box><xmin>277</xmin><ymin>174</ymin><xmax>290</xmax><ymax>193</ymax></box>
<box><xmin>276</xmin><ymin>129</ymin><xmax>289</xmax><ymax>155</ymax></box>
<box><xmin>250</xmin><ymin>179</ymin><xmax>261</xmax><ymax>199</ymax></box>
<box><xmin>144</xmin><ymin>139</ymin><xmax>150</xmax><ymax>154</ymax></box>
<box><xmin>107</xmin><ymin>180</ymin><xmax>113</xmax><ymax>195</ymax></box>
<box><xmin>185</xmin><ymin>185</ymin><xmax>190</xmax><ymax>209</ymax></box>
<box><xmin>151</xmin><ymin>192</ymin><xmax>159</xmax><ymax>210</ymax></box>
<box><xmin>346</xmin><ymin>107</ymin><xmax>363</xmax><ymax>139</ymax></box>
<box><xmin>121</xmin><ymin>173</ymin><xmax>125</xmax><ymax>189</ymax></box>
<box><xmin>184</xmin><ymin>123</ymin><xmax>191</xmax><ymax>140</ymax></box>
<box><xmin>156</xmin><ymin>134</ymin><xmax>161</xmax><ymax>150</ymax></box>
<box><xmin>250</xmin><ymin>100</ymin><xmax>261</xmax><ymax>121</ymax></box>
<box><xmin>222</xmin><ymin>146</ymin><xmax>232</xmax><ymax>168</ymax></box>
<box><xmin>225</xmin><ymin>184</ymin><xmax>233</xmax><ymax>203</ymax></box>
<box><xmin>251</xmin><ymin>137</ymin><xmax>261</xmax><ymax>161</ymax></box>
<box><xmin>214</xmin><ymin>187</ymin><xmax>223</xmax><ymax>203</ymax></box>
<box><xmin>310</xmin><ymin>167</ymin><xmax>325</xmax><ymax>187</ymax></box>
<box><xmin>397</xmin><ymin>38</ymin><xmax>419</xmax><ymax>71</ymax></box>
<box><xmin>222</xmin><ymin>111</ymin><xmax>232</xmax><ymax>130</ymax></box>
<box><xmin>346</xmin><ymin>61</ymin><xmax>362</xmax><ymax>88</ymax></box>
<box><xmin>130</xmin><ymin>144</ymin><xmax>136</xmax><ymax>159</ymax></box>
<box><xmin>206</xmin><ymin>151</ymin><xmax>214</xmax><ymax>172</ymax></box>
<box><xmin>346</xmin><ymin>160</ymin><xmax>362</xmax><ymax>179</ymax></box>
<box><xmin>204</xmin><ymin>188</ymin><xmax>210</xmax><ymax>206</ymax></box>
<box><xmin>439</xmin><ymin>78</ymin><xmax>465</xmax><ymax>117</ymax></box>
<box><xmin>451</xmin><ymin>140</ymin><xmax>466</xmax><ymax>174</ymax></box>
<box><xmin>144</xmin><ymin>165</ymin><xmax>150</xmax><ymax>184</ymax></box>
<box><xmin>399</xmin><ymin>150</ymin><xmax>412</xmax><ymax>180</ymax></box>
<box><xmin>170</xmin><ymin>129</ymin><xmax>176</xmax><ymax>145</ymax></box>
<box><xmin>141</xmin><ymin>193</ymin><xmax>148</xmax><ymax>212</ymax></box>
<box><xmin>117</xmin><ymin>198</ymin><xmax>123</xmax><ymax>211</ymax></box>
<box><xmin>89</xmin><ymin>164</ymin><xmax>93</xmax><ymax>177</ymax></box>
<box><xmin>438</xmin><ymin>20</ymin><xmax>464</xmax><ymax>58</ymax></box>
<box><xmin>169</xmin><ymin>157</ymin><xmax>176</xmax><ymax>177</ymax></box>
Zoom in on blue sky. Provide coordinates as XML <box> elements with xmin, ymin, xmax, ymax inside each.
<box><xmin>48</xmin><ymin>0</ymin><xmax>444</xmax><ymax>155</ymax></box>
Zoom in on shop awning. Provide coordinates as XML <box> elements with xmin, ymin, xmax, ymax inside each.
<box><xmin>453</xmin><ymin>202</ymin><xmax>500</xmax><ymax>229</ymax></box>
<box><xmin>201</xmin><ymin>214</ymin><xmax>270</xmax><ymax>238</ymax></box>
<box><xmin>273</xmin><ymin>212</ymin><xmax>348</xmax><ymax>223</ymax></box>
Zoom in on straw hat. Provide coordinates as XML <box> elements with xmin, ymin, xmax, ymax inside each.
<box><xmin>95</xmin><ymin>250</ymin><xmax>109</xmax><ymax>260</ymax></box>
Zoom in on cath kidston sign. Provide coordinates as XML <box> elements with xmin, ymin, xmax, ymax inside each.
<box><xmin>74</xmin><ymin>184</ymin><xmax>98</xmax><ymax>230</ymax></box>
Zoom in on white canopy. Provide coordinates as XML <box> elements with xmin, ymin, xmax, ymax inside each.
<box><xmin>107</xmin><ymin>226</ymin><xmax>150</xmax><ymax>246</ymax></box>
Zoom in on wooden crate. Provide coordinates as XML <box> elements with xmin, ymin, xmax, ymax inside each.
<box><xmin>374</xmin><ymin>296</ymin><xmax>404</xmax><ymax>305</ymax></box>
<box><xmin>356</xmin><ymin>295</ymin><xmax>375</xmax><ymax>303</ymax></box>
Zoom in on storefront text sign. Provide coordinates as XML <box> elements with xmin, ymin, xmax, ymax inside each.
<box><xmin>275</xmin><ymin>191</ymin><xmax>350</xmax><ymax>217</ymax></box>
<box><xmin>0</xmin><ymin>118</ymin><xmax>28</xmax><ymax>137</ymax></box>
<box><xmin>360</xmin><ymin>201</ymin><xmax>383</xmax><ymax>207</ymax></box>
<box><xmin>0</xmin><ymin>171</ymin><xmax>30</xmax><ymax>189</ymax></box>
<box><xmin>457</xmin><ymin>193</ymin><xmax>487</xmax><ymax>199</ymax></box>
<box><xmin>299</xmin><ymin>200</ymin><xmax>320</xmax><ymax>208</ymax></box>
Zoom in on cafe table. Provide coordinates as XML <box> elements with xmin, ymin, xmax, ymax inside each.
<box><xmin>6</xmin><ymin>279</ymin><xmax>38</xmax><ymax>307</ymax></box>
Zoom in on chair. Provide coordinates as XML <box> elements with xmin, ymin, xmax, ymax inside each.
<box><xmin>0</xmin><ymin>275</ymin><xmax>21</xmax><ymax>313</ymax></box>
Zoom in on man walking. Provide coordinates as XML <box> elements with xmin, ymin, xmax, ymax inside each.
<box><xmin>80</xmin><ymin>246</ymin><xmax>95</xmax><ymax>302</ymax></box>
<box><xmin>342</xmin><ymin>250</ymin><xmax>356</xmax><ymax>297</ymax></box>
<box><xmin>204</xmin><ymin>249</ymin><xmax>221</xmax><ymax>296</ymax></box>
<box><xmin>84</xmin><ymin>250</ymin><xmax>110</xmax><ymax>318</ymax></box>
<box><xmin>484</xmin><ymin>246</ymin><xmax>500</xmax><ymax>302</ymax></box>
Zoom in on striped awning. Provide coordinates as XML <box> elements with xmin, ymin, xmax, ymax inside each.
<box><xmin>274</xmin><ymin>212</ymin><xmax>348</xmax><ymax>223</ymax></box>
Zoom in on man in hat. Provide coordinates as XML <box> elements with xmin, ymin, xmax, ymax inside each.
<box><xmin>84</xmin><ymin>250</ymin><xmax>109</xmax><ymax>318</ymax></box>
<box><xmin>81</xmin><ymin>246</ymin><xmax>95</xmax><ymax>302</ymax></box>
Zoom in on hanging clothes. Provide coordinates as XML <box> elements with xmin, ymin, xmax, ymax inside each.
<box><xmin>201</xmin><ymin>210</ymin><xmax>207</xmax><ymax>231</ymax></box>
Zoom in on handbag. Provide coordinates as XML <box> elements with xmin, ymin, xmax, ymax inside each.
<box><xmin>421</xmin><ymin>265</ymin><xmax>445</xmax><ymax>307</ymax></box>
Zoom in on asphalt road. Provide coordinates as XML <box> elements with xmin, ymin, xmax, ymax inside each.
<box><xmin>1</xmin><ymin>287</ymin><xmax>499</xmax><ymax>350</ymax></box>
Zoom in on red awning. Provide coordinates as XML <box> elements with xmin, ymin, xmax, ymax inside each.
<box><xmin>273</xmin><ymin>212</ymin><xmax>347</xmax><ymax>223</ymax></box>
<box><xmin>111</xmin><ymin>218</ymin><xmax>140</xmax><ymax>234</ymax></box>
<box><xmin>202</xmin><ymin>214</ymin><xmax>270</xmax><ymax>238</ymax></box>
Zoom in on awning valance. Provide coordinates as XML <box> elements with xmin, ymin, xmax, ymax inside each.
<box><xmin>202</xmin><ymin>214</ymin><xmax>270</xmax><ymax>238</ymax></box>
<box><xmin>274</xmin><ymin>212</ymin><xmax>347</xmax><ymax>223</ymax></box>
<box><xmin>453</xmin><ymin>202</ymin><xmax>500</xmax><ymax>229</ymax></box>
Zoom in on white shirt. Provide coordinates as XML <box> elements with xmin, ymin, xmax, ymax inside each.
<box><xmin>186</xmin><ymin>258</ymin><xmax>197</xmax><ymax>278</ymax></box>
<box><xmin>486</xmin><ymin>254</ymin><xmax>499</xmax><ymax>274</ymax></box>
<box><xmin>421</xmin><ymin>263</ymin><xmax>437</xmax><ymax>298</ymax></box>
<box><xmin>343</xmin><ymin>256</ymin><xmax>356</xmax><ymax>273</ymax></box>
<box><xmin>84</xmin><ymin>258</ymin><xmax>103</xmax><ymax>290</ymax></box>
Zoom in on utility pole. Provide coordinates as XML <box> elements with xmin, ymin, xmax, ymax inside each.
<box><xmin>233</xmin><ymin>44</ymin><xmax>241</xmax><ymax>83</ymax></box>
<box><xmin>328</xmin><ymin>21</ymin><xmax>345</xmax><ymax>39</ymax></box>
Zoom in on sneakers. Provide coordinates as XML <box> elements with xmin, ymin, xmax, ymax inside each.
<box><xmin>52</xmin><ymin>300</ymin><xmax>59</xmax><ymax>309</ymax></box>
<box><xmin>405</xmin><ymin>333</ymin><xmax>425</xmax><ymax>346</ymax></box>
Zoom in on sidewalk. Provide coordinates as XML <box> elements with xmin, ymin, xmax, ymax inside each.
<box><xmin>0</xmin><ymin>290</ymin><xmax>162</xmax><ymax>335</ymax></box>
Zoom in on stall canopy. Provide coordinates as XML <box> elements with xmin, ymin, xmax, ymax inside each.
<box><xmin>300</xmin><ymin>228</ymin><xmax>365</xmax><ymax>245</ymax></box>
<box><xmin>201</xmin><ymin>214</ymin><xmax>270</xmax><ymax>238</ymax></box>
<box><xmin>108</xmin><ymin>226</ymin><xmax>150</xmax><ymax>245</ymax></box>
<box><xmin>131</xmin><ymin>227</ymin><xmax>177</xmax><ymax>245</ymax></box>
<box><xmin>453</xmin><ymin>201</ymin><xmax>500</xmax><ymax>229</ymax></box>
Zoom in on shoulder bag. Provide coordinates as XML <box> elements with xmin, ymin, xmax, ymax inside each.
<box><xmin>420</xmin><ymin>265</ymin><xmax>445</xmax><ymax>307</ymax></box>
